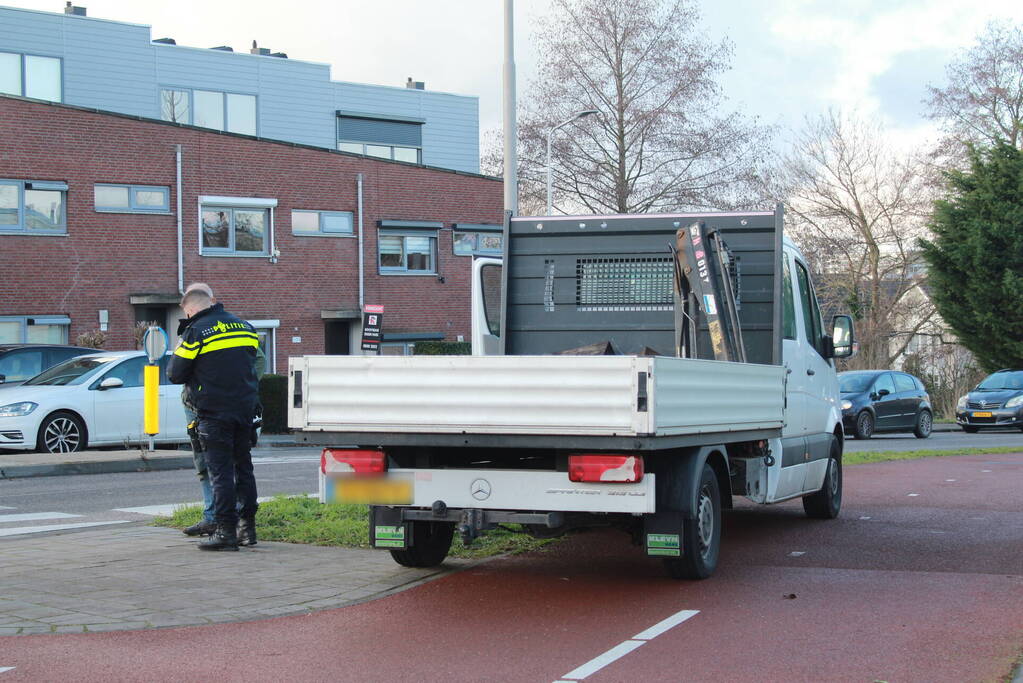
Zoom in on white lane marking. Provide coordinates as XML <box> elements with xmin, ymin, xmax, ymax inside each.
<box><xmin>0</xmin><ymin>512</ymin><xmax>81</xmax><ymax>523</ymax></box>
<box><xmin>116</xmin><ymin>493</ymin><xmax>317</xmax><ymax>517</ymax></box>
<box><xmin>788</xmin><ymin>551</ymin><xmax>806</xmax><ymax>557</ymax></box>
<box><xmin>555</xmin><ymin>608</ymin><xmax>699</xmax><ymax>681</ymax></box>
<box><xmin>0</xmin><ymin>521</ymin><xmax>132</xmax><ymax>537</ymax></box>
<box><xmin>114</xmin><ymin>504</ymin><xmax>193</xmax><ymax>516</ymax></box>
<box><xmin>859</xmin><ymin>516</ymin><xmax>872</xmax><ymax>520</ymax></box>
<box><xmin>253</xmin><ymin>457</ymin><xmax>320</xmax><ymax>464</ymax></box>
<box><xmin>560</xmin><ymin>640</ymin><xmax>646</xmax><ymax>680</ymax></box>
<box><xmin>0</xmin><ymin>506</ymin><xmax>15</xmax><ymax>510</ymax></box>
<box><xmin>631</xmin><ymin>609</ymin><xmax>699</xmax><ymax>640</ymax></box>
<box><xmin>908</xmin><ymin>493</ymin><xmax>920</xmax><ymax>497</ymax></box>
<box><xmin>981</xmin><ymin>469</ymin><xmax>992</xmax><ymax>473</ymax></box>
<box><xmin>0</xmin><ymin>667</ymin><xmax>15</xmax><ymax>674</ymax></box>
<box><xmin>945</xmin><ymin>479</ymin><xmax>956</xmax><ymax>482</ymax></box>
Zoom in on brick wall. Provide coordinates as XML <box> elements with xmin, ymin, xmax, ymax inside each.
<box><xmin>0</xmin><ymin>96</ymin><xmax>503</xmax><ymax>371</ymax></box>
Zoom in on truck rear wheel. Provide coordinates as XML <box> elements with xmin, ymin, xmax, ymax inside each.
<box><xmin>664</xmin><ymin>462</ymin><xmax>721</xmax><ymax>580</ymax></box>
<box><xmin>802</xmin><ymin>438</ymin><xmax>842</xmax><ymax>519</ymax></box>
<box><xmin>389</xmin><ymin>521</ymin><xmax>455</xmax><ymax>568</ymax></box>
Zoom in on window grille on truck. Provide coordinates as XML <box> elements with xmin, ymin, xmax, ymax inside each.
<box><xmin>575</xmin><ymin>257</ymin><xmax>673</xmax><ymax>311</ymax></box>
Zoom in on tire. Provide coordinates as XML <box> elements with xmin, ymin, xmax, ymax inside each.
<box><xmin>913</xmin><ymin>410</ymin><xmax>933</xmax><ymax>439</ymax></box>
<box><xmin>389</xmin><ymin>521</ymin><xmax>455</xmax><ymax>568</ymax></box>
<box><xmin>36</xmin><ymin>411</ymin><xmax>86</xmax><ymax>454</ymax></box>
<box><xmin>664</xmin><ymin>462</ymin><xmax>721</xmax><ymax>580</ymax></box>
<box><xmin>853</xmin><ymin>411</ymin><xmax>874</xmax><ymax>439</ymax></box>
<box><xmin>803</xmin><ymin>439</ymin><xmax>842</xmax><ymax>519</ymax></box>
<box><xmin>961</xmin><ymin>425</ymin><xmax>979</xmax><ymax>434</ymax></box>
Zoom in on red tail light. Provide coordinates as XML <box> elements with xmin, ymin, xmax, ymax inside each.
<box><xmin>321</xmin><ymin>448</ymin><xmax>387</xmax><ymax>476</ymax></box>
<box><xmin>568</xmin><ymin>454</ymin><xmax>644</xmax><ymax>483</ymax></box>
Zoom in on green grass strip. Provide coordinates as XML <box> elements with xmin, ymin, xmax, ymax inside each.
<box><xmin>152</xmin><ymin>494</ymin><xmax>556</xmax><ymax>558</ymax></box>
<box><xmin>845</xmin><ymin>446</ymin><xmax>1021</xmax><ymax>466</ymax></box>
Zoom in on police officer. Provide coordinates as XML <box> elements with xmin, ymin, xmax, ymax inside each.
<box><xmin>167</xmin><ymin>287</ymin><xmax>260</xmax><ymax>551</ymax></box>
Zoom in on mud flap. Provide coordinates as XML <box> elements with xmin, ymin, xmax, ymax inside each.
<box><xmin>370</xmin><ymin>505</ymin><xmax>410</xmax><ymax>549</ymax></box>
<box><xmin>644</xmin><ymin>510</ymin><xmax>684</xmax><ymax>557</ymax></box>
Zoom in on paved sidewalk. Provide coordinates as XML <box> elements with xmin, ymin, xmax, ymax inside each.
<box><xmin>0</xmin><ymin>524</ymin><xmax>470</xmax><ymax>636</ymax></box>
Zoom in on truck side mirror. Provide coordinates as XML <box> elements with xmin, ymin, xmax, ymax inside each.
<box><xmin>831</xmin><ymin>314</ymin><xmax>855</xmax><ymax>358</ymax></box>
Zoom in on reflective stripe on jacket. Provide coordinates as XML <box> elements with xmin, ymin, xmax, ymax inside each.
<box><xmin>167</xmin><ymin>303</ymin><xmax>259</xmax><ymax>420</ymax></box>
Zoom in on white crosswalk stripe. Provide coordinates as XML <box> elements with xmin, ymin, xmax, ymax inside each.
<box><xmin>0</xmin><ymin>512</ymin><xmax>80</xmax><ymax>523</ymax></box>
<box><xmin>0</xmin><ymin>521</ymin><xmax>133</xmax><ymax>537</ymax></box>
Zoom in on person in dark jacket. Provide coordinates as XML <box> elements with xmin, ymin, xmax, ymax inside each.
<box><xmin>167</xmin><ymin>288</ymin><xmax>260</xmax><ymax>551</ymax></box>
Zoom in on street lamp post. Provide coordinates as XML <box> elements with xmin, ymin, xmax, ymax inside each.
<box><xmin>546</xmin><ymin>109</ymin><xmax>598</xmax><ymax>215</ymax></box>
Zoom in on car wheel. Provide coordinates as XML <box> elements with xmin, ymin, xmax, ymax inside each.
<box><xmin>664</xmin><ymin>462</ymin><xmax>721</xmax><ymax>580</ymax></box>
<box><xmin>961</xmin><ymin>425</ymin><xmax>979</xmax><ymax>434</ymax></box>
<box><xmin>36</xmin><ymin>411</ymin><xmax>87</xmax><ymax>454</ymax></box>
<box><xmin>913</xmin><ymin>410</ymin><xmax>933</xmax><ymax>439</ymax></box>
<box><xmin>389</xmin><ymin>521</ymin><xmax>455</xmax><ymax>568</ymax></box>
<box><xmin>803</xmin><ymin>438</ymin><xmax>842</xmax><ymax>519</ymax></box>
<box><xmin>853</xmin><ymin>411</ymin><xmax>874</xmax><ymax>439</ymax></box>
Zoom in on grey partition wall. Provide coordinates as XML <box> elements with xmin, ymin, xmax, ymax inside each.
<box><xmin>502</xmin><ymin>209</ymin><xmax>783</xmax><ymax>365</ymax></box>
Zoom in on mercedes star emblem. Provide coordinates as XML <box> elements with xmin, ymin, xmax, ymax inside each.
<box><xmin>470</xmin><ymin>478</ymin><xmax>492</xmax><ymax>501</ymax></box>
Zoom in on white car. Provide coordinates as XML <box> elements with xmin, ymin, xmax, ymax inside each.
<box><xmin>0</xmin><ymin>351</ymin><xmax>189</xmax><ymax>453</ymax></box>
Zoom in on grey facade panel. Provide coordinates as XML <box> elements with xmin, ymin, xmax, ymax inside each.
<box><xmin>0</xmin><ymin>6</ymin><xmax>480</xmax><ymax>172</ymax></box>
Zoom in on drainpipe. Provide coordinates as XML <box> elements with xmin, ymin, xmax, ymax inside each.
<box><xmin>357</xmin><ymin>173</ymin><xmax>365</xmax><ymax>310</ymax></box>
<box><xmin>176</xmin><ymin>144</ymin><xmax>184</xmax><ymax>294</ymax></box>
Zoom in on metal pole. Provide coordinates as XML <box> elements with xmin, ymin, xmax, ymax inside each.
<box><xmin>503</xmin><ymin>0</ymin><xmax>518</xmax><ymax>215</ymax></box>
<box><xmin>546</xmin><ymin>110</ymin><xmax>599</xmax><ymax>216</ymax></box>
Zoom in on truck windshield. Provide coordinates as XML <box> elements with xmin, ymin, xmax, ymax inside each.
<box><xmin>977</xmin><ymin>371</ymin><xmax>1023</xmax><ymax>390</ymax></box>
<box><xmin>839</xmin><ymin>373</ymin><xmax>875</xmax><ymax>393</ymax></box>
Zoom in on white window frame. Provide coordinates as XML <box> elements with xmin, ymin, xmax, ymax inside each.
<box><xmin>0</xmin><ymin>315</ymin><xmax>70</xmax><ymax>344</ymax></box>
<box><xmin>291</xmin><ymin>210</ymin><xmax>355</xmax><ymax>237</ymax></box>
<box><xmin>94</xmin><ymin>184</ymin><xmax>171</xmax><ymax>214</ymax></box>
<box><xmin>247</xmin><ymin>319</ymin><xmax>279</xmax><ymax>375</ymax></box>
<box><xmin>0</xmin><ymin>179</ymin><xmax>67</xmax><ymax>234</ymax></box>
<box><xmin>198</xmin><ymin>195</ymin><xmax>277</xmax><ymax>258</ymax></box>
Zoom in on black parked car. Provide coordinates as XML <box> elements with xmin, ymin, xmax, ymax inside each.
<box><xmin>839</xmin><ymin>370</ymin><xmax>933</xmax><ymax>439</ymax></box>
<box><xmin>0</xmin><ymin>344</ymin><xmax>100</xmax><ymax>386</ymax></box>
<box><xmin>956</xmin><ymin>369</ymin><xmax>1023</xmax><ymax>433</ymax></box>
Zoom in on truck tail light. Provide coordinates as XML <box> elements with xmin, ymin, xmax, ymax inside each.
<box><xmin>568</xmin><ymin>454</ymin><xmax>644</xmax><ymax>483</ymax></box>
<box><xmin>321</xmin><ymin>448</ymin><xmax>387</xmax><ymax>476</ymax></box>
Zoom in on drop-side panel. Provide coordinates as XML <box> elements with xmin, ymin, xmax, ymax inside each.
<box><xmin>293</xmin><ymin>355</ymin><xmax>650</xmax><ymax>436</ymax></box>
<box><xmin>651</xmin><ymin>357</ymin><xmax>785</xmax><ymax>435</ymax></box>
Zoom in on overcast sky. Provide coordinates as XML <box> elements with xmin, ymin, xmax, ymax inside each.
<box><xmin>7</xmin><ymin>0</ymin><xmax>1021</xmax><ymax>149</ymax></box>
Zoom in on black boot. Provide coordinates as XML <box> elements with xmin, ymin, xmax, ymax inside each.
<box><xmin>183</xmin><ymin>520</ymin><xmax>217</xmax><ymax>537</ymax></box>
<box><xmin>198</xmin><ymin>524</ymin><xmax>239</xmax><ymax>551</ymax></box>
<box><xmin>237</xmin><ymin>517</ymin><xmax>257</xmax><ymax>547</ymax></box>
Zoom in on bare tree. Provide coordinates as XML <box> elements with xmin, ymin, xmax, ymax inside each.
<box><xmin>926</xmin><ymin>20</ymin><xmax>1023</xmax><ymax>161</ymax></box>
<box><xmin>773</xmin><ymin>110</ymin><xmax>937</xmax><ymax>369</ymax></box>
<box><xmin>516</xmin><ymin>0</ymin><xmax>770</xmax><ymax>215</ymax></box>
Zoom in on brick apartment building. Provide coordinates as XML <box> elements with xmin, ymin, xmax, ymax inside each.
<box><xmin>0</xmin><ymin>94</ymin><xmax>503</xmax><ymax>373</ymax></box>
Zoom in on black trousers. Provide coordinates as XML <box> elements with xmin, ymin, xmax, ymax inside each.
<box><xmin>197</xmin><ymin>415</ymin><xmax>258</xmax><ymax>526</ymax></box>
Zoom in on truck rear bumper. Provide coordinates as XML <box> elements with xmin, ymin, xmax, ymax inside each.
<box><xmin>321</xmin><ymin>467</ymin><xmax>657</xmax><ymax>514</ymax></box>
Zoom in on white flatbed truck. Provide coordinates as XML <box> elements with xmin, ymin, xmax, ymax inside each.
<box><xmin>289</xmin><ymin>207</ymin><xmax>855</xmax><ymax>579</ymax></box>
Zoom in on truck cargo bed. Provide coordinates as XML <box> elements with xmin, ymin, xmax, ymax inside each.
<box><xmin>290</xmin><ymin>355</ymin><xmax>785</xmax><ymax>450</ymax></box>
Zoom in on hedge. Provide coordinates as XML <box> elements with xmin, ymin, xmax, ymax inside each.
<box><xmin>414</xmin><ymin>341</ymin><xmax>471</xmax><ymax>355</ymax></box>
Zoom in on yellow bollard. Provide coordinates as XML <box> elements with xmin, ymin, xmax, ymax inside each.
<box><xmin>144</xmin><ymin>364</ymin><xmax>160</xmax><ymax>435</ymax></box>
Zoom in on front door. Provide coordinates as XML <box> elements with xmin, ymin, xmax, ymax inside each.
<box><xmin>90</xmin><ymin>356</ymin><xmax>146</xmax><ymax>445</ymax></box>
<box><xmin>871</xmin><ymin>372</ymin><xmax>900</xmax><ymax>431</ymax></box>
<box><xmin>324</xmin><ymin>321</ymin><xmax>350</xmax><ymax>355</ymax></box>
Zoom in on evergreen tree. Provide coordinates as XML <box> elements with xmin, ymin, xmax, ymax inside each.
<box><xmin>920</xmin><ymin>142</ymin><xmax>1023</xmax><ymax>371</ymax></box>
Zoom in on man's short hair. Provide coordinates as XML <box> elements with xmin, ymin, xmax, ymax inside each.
<box><xmin>180</xmin><ymin>288</ymin><xmax>213</xmax><ymax>310</ymax></box>
<box><xmin>184</xmin><ymin>282</ymin><xmax>214</xmax><ymax>298</ymax></box>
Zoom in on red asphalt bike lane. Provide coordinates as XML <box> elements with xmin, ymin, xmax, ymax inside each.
<box><xmin>1</xmin><ymin>453</ymin><xmax>1021</xmax><ymax>682</ymax></box>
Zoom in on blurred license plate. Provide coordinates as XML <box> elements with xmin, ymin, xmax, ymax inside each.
<box><xmin>972</xmin><ymin>411</ymin><xmax>993</xmax><ymax>418</ymax></box>
<box><xmin>334</xmin><ymin>477</ymin><xmax>413</xmax><ymax>504</ymax></box>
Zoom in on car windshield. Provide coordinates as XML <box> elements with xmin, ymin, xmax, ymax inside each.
<box><xmin>23</xmin><ymin>356</ymin><xmax>119</xmax><ymax>386</ymax></box>
<box><xmin>840</xmin><ymin>374</ymin><xmax>875</xmax><ymax>393</ymax></box>
<box><xmin>977</xmin><ymin>371</ymin><xmax>1023</xmax><ymax>390</ymax></box>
